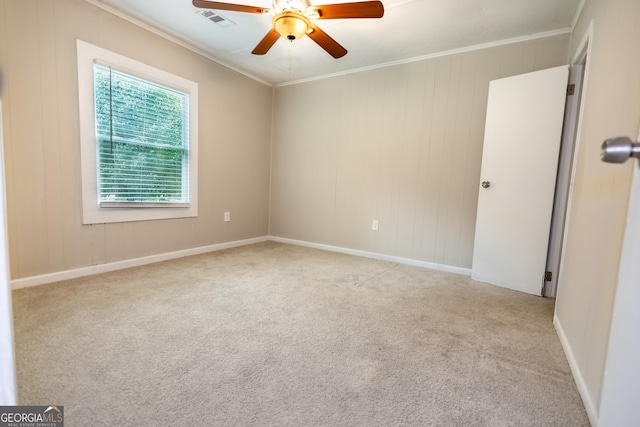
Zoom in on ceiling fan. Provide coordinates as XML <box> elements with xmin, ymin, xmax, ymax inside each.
<box><xmin>192</xmin><ymin>0</ymin><xmax>384</xmax><ymax>58</ymax></box>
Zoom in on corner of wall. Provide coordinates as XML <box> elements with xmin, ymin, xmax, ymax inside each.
<box><xmin>267</xmin><ymin>85</ymin><xmax>276</xmax><ymax>237</ymax></box>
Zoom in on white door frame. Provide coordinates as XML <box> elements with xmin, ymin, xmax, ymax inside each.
<box><xmin>0</xmin><ymin>101</ymin><xmax>17</xmax><ymax>405</ymax></box>
<box><xmin>544</xmin><ymin>63</ymin><xmax>584</xmax><ymax>297</ymax></box>
<box><xmin>545</xmin><ymin>23</ymin><xmax>593</xmax><ymax>298</ymax></box>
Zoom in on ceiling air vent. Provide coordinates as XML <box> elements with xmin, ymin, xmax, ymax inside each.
<box><xmin>196</xmin><ymin>10</ymin><xmax>236</xmax><ymax>28</ymax></box>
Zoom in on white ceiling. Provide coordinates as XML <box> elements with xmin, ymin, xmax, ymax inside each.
<box><xmin>92</xmin><ymin>0</ymin><xmax>582</xmax><ymax>85</ymax></box>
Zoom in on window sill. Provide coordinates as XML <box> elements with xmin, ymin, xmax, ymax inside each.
<box><xmin>99</xmin><ymin>202</ymin><xmax>190</xmax><ymax>209</ymax></box>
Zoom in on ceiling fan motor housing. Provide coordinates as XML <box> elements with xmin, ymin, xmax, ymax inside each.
<box><xmin>273</xmin><ymin>12</ymin><xmax>311</xmax><ymax>40</ymax></box>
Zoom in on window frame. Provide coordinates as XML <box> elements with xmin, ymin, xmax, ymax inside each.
<box><xmin>77</xmin><ymin>39</ymin><xmax>198</xmax><ymax>224</ymax></box>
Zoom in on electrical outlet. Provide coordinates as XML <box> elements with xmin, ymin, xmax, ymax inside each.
<box><xmin>224</xmin><ymin>211</ymin><xmax>230</xmax><ymax>222</ymax></box>
<box><xmin>372</xmin><ymin>219</ymin><xmax>379</xmax><ymax>231</ymax></box>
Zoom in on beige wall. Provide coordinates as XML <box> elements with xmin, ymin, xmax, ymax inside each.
<box><xmin>555</xmin><ymin>0</ymin><xmax>640</xmax><ymax>419</ymax></box>
<box><xmin>270</xmin><ymin>35</ymin><xmax>570</xmax><ymax>268</ymax></box>
<box><xmin>0</xmin><ymin>0</ymin><xmax>273</xmax><ymax>280</ymax></box>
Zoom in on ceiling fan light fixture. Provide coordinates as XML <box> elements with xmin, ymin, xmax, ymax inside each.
<box><xmin>273</xmin><ymin>12</ymin><xmax>310</xmax><ymax>40</ymax></box>
<box><xmin>272</xmin><ymin>0</ymin><xmax>311</xmax><ymax>14</ymax></box>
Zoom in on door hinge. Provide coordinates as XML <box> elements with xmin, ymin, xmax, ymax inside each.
<box><xmin>544</xmin><ymin>271</ymin><xmax>553</xmax><ymax>281</ymax></box>
<box><xmin>567</xmin><ymin>84</ymin><xmax>575</xmax><ymax>96</ymax></box>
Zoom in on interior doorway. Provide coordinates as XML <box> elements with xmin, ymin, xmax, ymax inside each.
<box><xmin>544</xmin><ymin>29</ymin><xmax>591</xmax><ymax>298</ymax></box>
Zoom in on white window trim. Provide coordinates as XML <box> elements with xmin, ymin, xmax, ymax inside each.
<box><xmin>77</xmin><ymin>39</ymin><xmax>198</xmax><ymax>224</ymax></box>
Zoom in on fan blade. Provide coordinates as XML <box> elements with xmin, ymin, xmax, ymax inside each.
<box><xmin>192</xmin><ymin>0</ymin><xmax>269</xmax><ymax>14</ymax></box>
<box><xmin>310</xmin><ymin>1</ymin><xmax>384</xmax><ymax>19</ymax></box>
<box><xmin>252</xmin><ymin>28</ymin><xmax>280</xmax><ymax>55</ymax></box>
<box><xmin>307</xmin><ymin>24</ymin><xmax>347</xmax><ymax>58</ymax></box>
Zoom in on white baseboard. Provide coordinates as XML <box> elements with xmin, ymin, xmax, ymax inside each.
<box><xmin>269</xmin><ymin>236</ymin><xmax>472</xmax><ymax>276</ymax></box>
<box><xmin>11</xmin><ymin>236</ymin><xmax>269</xmax><ymax>290</ymax></box>
<box><xmin>554</xmin><ymin>315</ymin><xmax>599</xmax><ymax>426</ymax></box>
<box><xmin>12</xmin><ymin>235</ymin><xmax>471</xmax><ymax>290</ymax></box>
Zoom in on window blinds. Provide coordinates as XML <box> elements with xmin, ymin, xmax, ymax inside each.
<box><xmin>93</xmin><ymin>64</ymin><xmax>190</xmax><ymax>206</ymax></box>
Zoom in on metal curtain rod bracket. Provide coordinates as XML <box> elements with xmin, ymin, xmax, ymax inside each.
<box><xmin>601</xmin><ymin>136</ymin><xmax>640</xmax><ymax>167</ymax></box>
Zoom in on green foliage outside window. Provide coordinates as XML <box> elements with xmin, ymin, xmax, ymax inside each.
<box><xmin>94</xmin><ymin>65</ymin><xmax>189</xmax><ymax>203</ymax></box>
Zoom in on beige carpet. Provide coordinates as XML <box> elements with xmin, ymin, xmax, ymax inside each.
<box><xmin>12</xmin><ymin>241</ymin><xmax>589</xmax><ymax>426</ymax></box>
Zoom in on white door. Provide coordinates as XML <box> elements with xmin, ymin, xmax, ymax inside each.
<box><xmin>599</xmin><ymin>156</ymin><xmax>640</xmax><ymax>426</ymax></box>
<box><xmin>472</xmin><ymin>66</ymin><xmax>569</xmax><ymax>295</ymax></box>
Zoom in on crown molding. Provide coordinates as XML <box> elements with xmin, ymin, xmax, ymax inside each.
<box><xmin>84</xmin><ymin>0</ymin><xmax>272</xmax><ymax>87</ymax></box>
<box><xmin>276</xmin><ymin>28</ymin><xmax>572</xmax><ymax>87</ymax></box>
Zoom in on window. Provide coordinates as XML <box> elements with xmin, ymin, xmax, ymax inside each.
<box><xmin>94</xmin><ymin>65</ymin><xmax>189</xmax><ymax>206</ymax></box>
<box><xmin>77</xmin><ymin>40</ymin><xmax>198</xmax><ymax>224</ymax></box>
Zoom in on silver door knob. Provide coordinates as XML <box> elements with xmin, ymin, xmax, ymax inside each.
<box><xmin>601</xmin><ymin>136</ymin><xmax>640</xmax><ymax>165</ymax></box>
<box><xmin>481</xmin><ymin>181</ymin><xmax>491</xmax><ymax>188</ymax></box>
